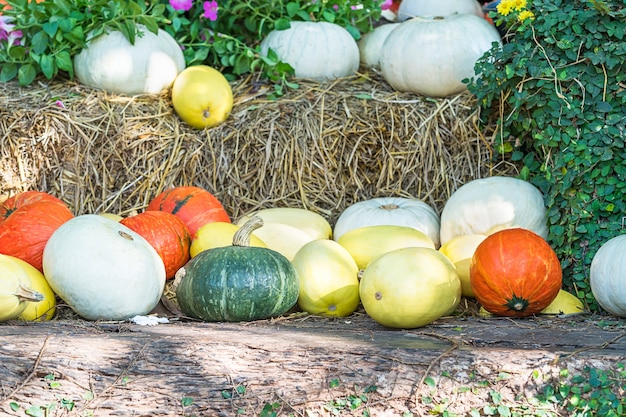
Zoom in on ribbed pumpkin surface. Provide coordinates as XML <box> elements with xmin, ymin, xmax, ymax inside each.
<box><xmin>176</xmin><ymin>245</ymin><xmax>299</xmax><ymax>322</ymax></box>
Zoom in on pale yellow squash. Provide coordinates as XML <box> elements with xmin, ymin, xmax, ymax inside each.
<box><xmin>191</xmin><ymin>221</ymin><xmax>267</xmax><ymax>257</ymax></box>
<box><xmin>438</xmin><ymin>233</ymin><xmax>487</xmax><ymax>298</ymax></box>
<box><xmin>236</xmin><ymin>207</ymin><xmax>331</xmax><ymax>240</ymax></box>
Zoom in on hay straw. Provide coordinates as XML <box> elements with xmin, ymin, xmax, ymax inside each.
<box><xmin>0</xmin><ymin>72</ymin><xmax>517</xmax><ymax>224</ymax></box>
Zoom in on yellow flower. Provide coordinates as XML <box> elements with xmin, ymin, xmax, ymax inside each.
<box><xmin>496</xmin><ymin>0</ymin><xmax>514</xmax><ymax>16</ymax></box>
<box><xmin>518</xmin><ymin>10</ymin><xmax>535</xmax><ymax>21</ymax></box>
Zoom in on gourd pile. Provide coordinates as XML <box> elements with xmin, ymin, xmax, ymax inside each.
<box><xmin>3</xmin><ymin>174</ymin><xmax>620</xmax><ymax>329</ymax></box>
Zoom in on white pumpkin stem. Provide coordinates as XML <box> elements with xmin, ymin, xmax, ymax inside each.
<box><xmin>15</xmin><ymin>284</ymin><xmax>44</xmax><ymax>302</ymax></box>
<box><xmin>379</xmin><ymin>204</ymin><xmax>400</xmax><ymax>211</ymax></box>
<box><xmin>233</xmin><ymin>216</ymin><xmax>264</xmax><ymax>247</ymax></box>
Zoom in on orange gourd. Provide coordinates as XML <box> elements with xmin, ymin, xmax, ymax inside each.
<box><xmin>470</xmin><ymin>228</ymin><xmax>562</xmax><ymax>317</ymax></box>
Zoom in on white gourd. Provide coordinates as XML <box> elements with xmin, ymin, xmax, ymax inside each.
<box><xmin>590</xmin><ymin>234</ymin><xmax>626</xmax><ymax>317</ymax></box>
<box><xmin>380</xmin><ymin>13</ymin><xmax>501</xmax><ymax>97</ymax></box>
<box><xmin>260</xmin><ymin>21</ymin><xmax>360</xmax><ymax>81</ymax></box>
<box><xmin>397</xmin><ymin>0</ymin><xmax>484</xmax><ymax>21</ymax></box>
<box><xmin>42</xmin><ymin>215</ymin><xmax>166</xmax><ymax>321</ymax></box>
<box><xmin>358</xmin><ymin>23</ymin><xmax>399</xmax><ymax>69</ymax></box>
<box><xmin>74</xmin><ymin>26</ymin><xmax>186</xmax><ymax>95</ymax></box>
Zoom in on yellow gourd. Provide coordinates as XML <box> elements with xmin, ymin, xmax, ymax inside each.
<box><xmin>0</xmin><ymin>254</ymin><xmax>44</xmax><ymax>322</ymax></box>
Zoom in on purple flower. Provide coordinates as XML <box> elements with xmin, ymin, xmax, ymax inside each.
<box><xmin>380</xmin><ymin>0</ymin><xmax>393</xmax><ymax>10</ymax></box>
<box><xmin>333</xmin><ymin>4</ymin><xmax>339</xmax><ymax>11</ymax></box>
<box><xmin>169</xmin><ymin>0</ymin><xmax>193</xmax><ymax>11</ymax></box>
<box><xmin>203</xmin><ymin>1</ymin><xmax>218</xmax><ymax>21</ymax></box>
<box><xmin>0</xmin><ymin>16</ymin><xmax>15</xmax><ymax>33</ymax></box>
<box><xmin>55</xmin><ymin>100</ymin><xmax>65</xmax><ymax>109</ymax></box>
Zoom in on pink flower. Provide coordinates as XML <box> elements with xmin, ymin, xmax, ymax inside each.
<box><xmin>333</xmin><ymin>4</ymin><xmax>339</xmax><ymax>11</ymax></box>
<box><xmin>169</xmin><ymin>0</ymin><xmax>193</xmax><ymax>11</ymax></box>
<box><xmin>203</xmin><ymin>1</ymin><xmax>218</xmax><ymax>21</ymax></box>
<box><xmin>55</xmin><ymin>100</ymin><xmax>65</xmax><ymax>109</ymax></box>
<box><xmin>380</xmin><ymin>0</ymin><xmax>393</xmax><ymax>10</ymax></box>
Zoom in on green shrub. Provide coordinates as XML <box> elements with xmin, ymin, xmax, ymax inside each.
<box><xmin>467</xmin><ymin>0</ymin><xmax>626</xmax><ymax>311</ymax></box>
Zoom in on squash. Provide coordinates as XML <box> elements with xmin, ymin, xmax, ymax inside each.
<box><xmin>438</xmin><ymin>233</ymin><xmax>488</xmax><ymax>298</ymax></box>
<box><xmin>146</xmin><ymin>186</ymin><xmax>230</xmax><ymax>238</ymax></box>
<box><xmin>439</xmin><ymin>176</ymin><xmax>548</xmax><ymax>245</ymax></box>
<box><xmin>171</xmin><ymin>65</ymin><xmax>233</xmax><ymax>129</ymax></box>
<box><xmin>333</xmin><ymin>197</ymin><xmax>440</xmax><ymax>247</ymax></box>
<box><xmin>260</xmin><ymin>21</ymin><xmax>360</xmax><ymax>81</ymax></box>
<box><xmin>0</xmin><ymin>254</ymin><xmax>44</xmax><ymax>322</ymax></box>
<box><xmin>397</xmin><ymin>0</ymin><xmax>484</xmax><ymax>21</ymax></box>
<box><xmin>470</xmin><ymin>228</ymin><xmax>562</xmax><ymax>317</ymax></box>
<box><xmin>292</xmin><ymin>239</ymin><xmax>360</xmax><ymax>317</ymax></box>
<box><xmin>120</xmin><ymin>211</ymin><xmax>191</xmax><ymax>279</ymax></box>
<box><xmin>0</xmin><ymin>200</ymin><xmax>74</xmax><ymax>271</ymax></box>
<box><xmin>358</xmin><ymin>23</ymin><xmax>399</xmax><ymax>69</ymax></box>
<box><xmin>74</xmin><ymin>25</ymin><xmax>185</xmax><ymax>95</ymax></box>
<box><xmin>191</xmin><ymin>222</ymin><xmax>267</xmax><ymax>257</ymax></box>
<box><xmin>236</xmin><ymin>207</ymin><xmax>332</xmax><ymax>240</ymax></box>
<box><xmin>234</xmin><ymin>221</ymin><xmax>315</xmax><ymax>261</ymax></box>
<box><xmin>0</xmin><ymin>190</ymin><xmax>65</xmax><ymax>220</ymax></box>
<box><xmin>359</xmin><ymin>247</ymin><xmax>461</xmax><ymax>328</ymax></box>
<box><xmin>540</xmin><ymin>289</ymin><xmax>585</xmax><ymax>316</ymax></box>
<box><xmin>42</xmin><ymin>215</ymin><xmax>166</xmax><ymax>321</ymax></box>
<box><xmin>11</xmin><ymin>256</ymin><xmax>57</xmax><ymax>321</ymax></box>
<box><xmin>380</xmin><ymin>13</ymin><xmax>501</xmax><ymax>97</ymax></box>
<box><xmin>590</xmin><ymin>234</ymin><xmax>626</xmax><ymax>317</ymax></box>
<box><xmin>175</xmin><ymin>217</ymin><xmax>299</xmax><ymax>322</ymax></box>
<box><xmin>337</xmin><ymin>225</ymin><xmax>435</xmax><ymax>270</ymax></box>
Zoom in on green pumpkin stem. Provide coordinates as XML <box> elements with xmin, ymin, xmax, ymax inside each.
<box><xmin>505</xmin><ymin>294</ymin><xmax>530</xmax><ymax>312</ymax></box>
<box><xmin>233</xmin><ymin>216</ymin><xmax>264</xmax><ymax>247</ymax></box>
<box><xmin>15</xmin><ymin>283</ymin><xmax>44</xmax><ymax>303</ymax></box>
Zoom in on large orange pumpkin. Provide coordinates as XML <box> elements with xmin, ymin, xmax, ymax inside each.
<box><xmin>0</xmin><ymin>190</ymin><xmax>66</xmax><ymax>220</ymax></box>
<box><xmin>470</xmin><ymin>228</ymin><xmax>562</xmax><ymax>317</ymax></box>
<box><xmin>0</xmin><ymin>201</ymin><xmax>74</xmax><ymax>271</ymax></box>
<box><xmin>120</xmin><ymin>211</ymin><xmax>192</xmax><ymax>279</ymax></box>
<box><xmin>146</xmin><ymin>186</ymin><xmax>230</xmax><ymax>238</ymax></box>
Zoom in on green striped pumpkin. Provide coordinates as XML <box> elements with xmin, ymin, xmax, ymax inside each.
<box><xmin>175</xmin><ymin>217</ymin><xmax>299</xmax><ymax>321</ymax></box>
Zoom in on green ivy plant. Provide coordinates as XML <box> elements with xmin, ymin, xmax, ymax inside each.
<box><xmin>467</xmin><ymin>0</ymin><xmax>626</xmax><ymax>311</ymax></box>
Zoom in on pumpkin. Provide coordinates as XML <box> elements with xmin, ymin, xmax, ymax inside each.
<box><xmin>14</xmin><ymin>256</ymin><xmax>57</xmax><ymax>321</ymax></box>
<box><xmin>0</xmin><ymin>254</ymin><xmax>44</xmax><ymax>322</ymax></box>
<box><xmin>540</xmin><ymin>289</ymin><xmax>585</xmax><ymax>316</ymax></box>
<box><xmin>191</xmin><ymin>222</ymin><xmax>267</xmax><ymax>257</ymax></box>
<box><xmin>337</xmin><ymin>225</ymin><xmax>435</xmax><ymax>270</ymax></box>
<box><xmin>171</xmin><ymin>65</ymin><xmax>233</xmax><ymax>129</ymax></box>
<box><xmin>380</xmin><ymin>13</ymin><xmax>501</xmax><ymax>97</ymax></box>
<box><xmin>439</xmin><ymin>176</ymin><xmax>548</xmax><ymax>245</ymax></box>
<box><xmin>292</xmin><ymin>239</ymin><xmax>360</xmax><ymax>317</ymax></box>
<box><xmin>359</xmin><ymin>247</ymin><xmax>461</xmax><ymax>328</ymax></box>
<box><xmin>470</xmin><ymin>228</ymin><xmax>562</xmax><ymax>317</ymax></box>
<box><xmin>0</xmin><ymin>200</ymin><xmax>74</xmax><ymax>271</ymax></box>
<box><xmin>358</xmin><ymin>23</ymin><xmax>400</xmax><ymax>69</ymax></box>
<box><xmin>438</xmin><ymin>233</ymin><xmax>488</xmax><ymax>298</ymax></box>
<box><xmin>42</xmin><ymin>215</ymin><xmax>166</xmax><ymax>321</ymax></box>
<box><xmin>233</xmin><ymin>221</ymin><xmax>315</xmax><ymax>261</ymax></box>
<box><xmin>74</xmin><ymin>25</ymin><xmax>186</xmax><ymax>95</ymax></box>
<box><xmin>333</xmin><ymin>197</ymin><xmax>440</xmax><ymax>247</ymax></box>
<box><xmin>590</xmin><ymin>234</ymin><xmax>626</xmax><ymax>317</ymax></box>
<box><xmin>0</xmin><ymin>190</ymin><xmax>65</xmax><ymax>220</ymax></box>
<box><xmin>120</xmin><ymin>211</ymin><xmax>191</xmax><ymax>279</ymax></box>
<box><xmin>236</xmin><ymin>207</ymin><xmax>332</xmax><ymax>240</ymax></box>
<box><xmin>146</xmin><ymin>186</ymin><xmax>230</xmax><ymax>238</ymax></box>
<box><xmin>260</xmin><ymin>21</ymin><xmax>360</xmax><ymax>81</ymax></box>
<box><xmin>175</xmin><ymin>217</ymin><xmax>300</xmax><ymax>322</ymax></box>
<box><xmin>396</xmin><ymin>0</ymin><xmax>484</xmax><ymax>21</ymax></box>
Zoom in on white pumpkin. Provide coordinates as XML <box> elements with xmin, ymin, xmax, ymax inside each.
<box><xmin>590</xmin><ymin>234</ymin><xmax>626</xmax><ymax>317</ymax></box>
<box><xmin>358</xmin><ymin>23</ymin><xmax>399</xmax><ymax>69</ymax></box>
<box><xmin>260</xmin><ymin>21</ymin><xmax>359</xmax><ymax>81</ymax></box>
<box><xmin>397</xmin><ymin>0</ymin><xmax>484</xmax><ymax>21</ymax></box>
<box><xmin>333</xmin><ymin>197</ymin><xmax>440</xmax><ymax>247</ymax></box>
<box><xmin>439</xmin><ymin>176</ymin><xmax>548</xmax><ymax>245</ymax></box>
<box><xmin>42</xmin><ymin>215</ymin><xmax>166</xmax><ymax>321</ymax></box>
<box><xmin>380</xmin><ymin>13</ymin><xmax>501</xmax><ymax>97</ymax></box>
<box><xmin>74</xmin><ymin>26</ymin><xmax>186</xmax><ymax>95</ymax></box>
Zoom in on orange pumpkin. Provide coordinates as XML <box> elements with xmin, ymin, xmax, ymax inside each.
<box><xmin>120</xmin><ymin>211</ymin><xmax>191</xmax><ymax>279</ymax></box>
<box><xmin>0</xmin><ymin>190</ymin><xmax>65</xmax><ymax>220</ymax></box>
<box><xmin>146</xmin><ymin>186</ymin><xmax>230</xmax><ymax>238</ymax></box>
<box><xmin>0</xmin><ymin>201</ymin><xmax>74</xmax><ymax>271</ymax></box>
<box><xmin>470</xmin><ymin>228</ymin><xmax>562</xmax><ymax>317</ymax></box>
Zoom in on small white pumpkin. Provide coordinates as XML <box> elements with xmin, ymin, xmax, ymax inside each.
<box><xmin>358</xmin><ymin>23</ymin><xmax>399</xmax><ymax>69</ymax></box>
<box><xmin>260</xmin><ymin>21</ymin><xmax>360</xmax><ymax>81</ymax></box>
<box><xmin>74</xmin><ymin>26</ymin><xmax>186</xmax><ymax>95</ymax></box>
<box><xmin>380</xmin><ymin>13</ymin><xmax>501</xmax><ymax>97</ymax></box>
<box><xmin>439</xmin><ymin>176</ymin><xmax>548</xmax><ymax>245</ymax></box>
<box><xmin>590</xmin><ymin>234</ymin><xmax>626</xmax><ymax>317</ymax></box>
<box><xmin>397</xmin><ymin>0</ymin><xmax>484</xmax><ymax>21</ymax></box>
<box><xmin>42</xmin><ymin>215</ymin><xmax>166</xmax><ymax>321</ymax></box>
<box><xmin>333</xmin><ymin>197</ymin><xmax>440</xmax><ymax>247</ymax></box>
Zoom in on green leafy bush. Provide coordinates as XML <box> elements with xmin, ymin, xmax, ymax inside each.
<box><xmin>467</xmin><ymin>0</ymin><xmax>626</xmax><ymax>311</ymax></box>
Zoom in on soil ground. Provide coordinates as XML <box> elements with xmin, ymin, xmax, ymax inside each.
<box><xmin>1</xmin><ymin>303</ymin><xmax>625</xmax><ymax>417</ymax></box>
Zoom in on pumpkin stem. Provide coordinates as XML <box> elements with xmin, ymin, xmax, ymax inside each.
<box><xmin>379</xmin><ymin>204</ymin><xmax>400</xmax><ymax>211</ymax></box>
<box><xmin>233</xmin><ymin>216</ymin><xmax>264</xmax><ymax>247</ymax></box>
<box><xmin>15</xmin><ymin>283</ymin><xmax>44</xmax><ymax>303</ymax></box>
<box><xmin>505</xmin><ymin>295</ymin><xmax>530</xmax><ymax>312</ymax></box>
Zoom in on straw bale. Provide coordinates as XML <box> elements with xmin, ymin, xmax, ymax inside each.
<box><xmin>0</xmin><ymin>72</ymin><xmax>517</xmax><ymax>224</ymax></box>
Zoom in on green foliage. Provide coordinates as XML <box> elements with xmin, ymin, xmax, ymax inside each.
<box><xmin>467</xmin><ymin>0</ymin><xmax>626</xmax><ymax>311</ymax></box>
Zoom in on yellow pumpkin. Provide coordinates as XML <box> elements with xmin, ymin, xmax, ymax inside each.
<box><xmin>540</xmin><ymin>289</ymin><xmax>585</xmax><ymax>315</ymax></box>
<box><xmin>337</xmin><ymin>225</ymin><xmax>435</xmax><ymax>270</ymax></box>
<box><xmin>236</xmin><ymin>207</ymin><xmax>332</xmax><ymax>240</ymax></box>
<box><xmin>0</xmin><ymin>254</ymin><xmax>44</xmax><ymax>322</ymax></box>
<box><xmin>191</xmin><ymin>221</ymin><xmax>267</xmax><ymax>257</ymax></box>
<box><xmin>14</xmin><ymin>257</ymin><xmax>56</xmax><ymax>321</ymax></box>
<box><xmin>292</xmin><ymin>239</ymin><xmax>360</xmax><ymax>317</ymax></box>
<box><xmin>438</xmin><ymin>233</ymin><xmax>488</xmax><ymax>298</ymax></box>
<box><xmin>171</xmin><ymin>65</ymin><xmax>233</xmax><ymax>129</ymax></box>
<box><xmin>359</xmin><ymin>247</ymin><xmax>461</xmax><ymax>328</ymax></box>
